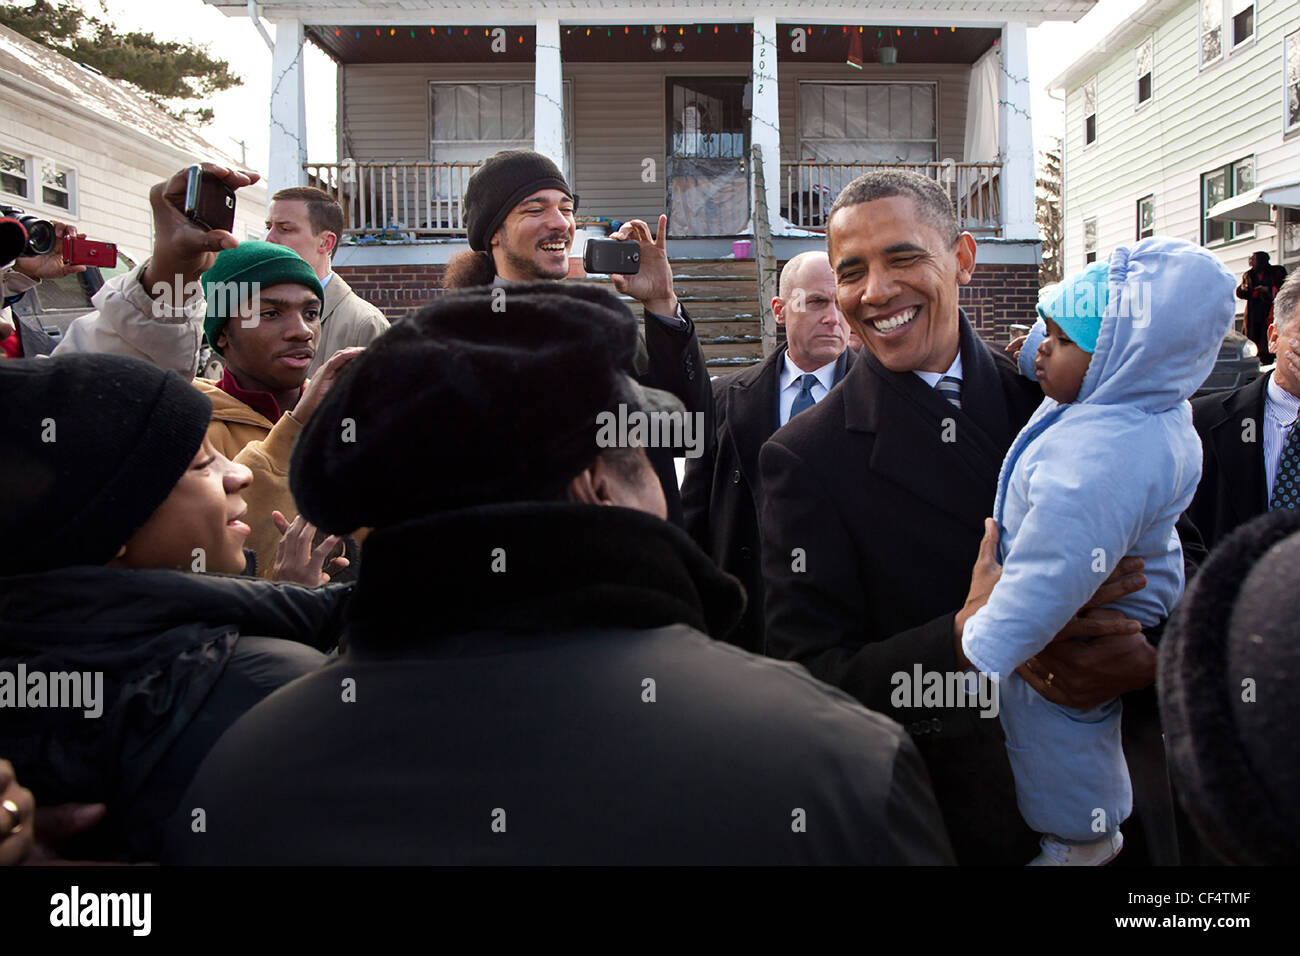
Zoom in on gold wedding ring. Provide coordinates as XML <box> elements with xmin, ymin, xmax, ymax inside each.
<box><xmin>1</xmin><ymin>798</ymin><xmax>22</xmax><ymax>834</ymax></box>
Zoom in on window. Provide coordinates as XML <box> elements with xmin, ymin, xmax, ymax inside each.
<box><xmin>1136</xmin><ymin>195</ymin><xmax>1155</xmax><ymax>239</ymax></box>
<box><xmin>1084</xmin><ymin>218</ymin><xmax>1098</xmax><ymax>264</ymax></box>
<box><xmin>0</xmin><ymin>150</ymin><xmax>28</xmax><ymax>198</ymax></box>
<box><xmin>1286</xmin><ymin>29</ymin><xmax>1300</xmax><ymax>134</ymax></box>
<box><xmin>428</xmin><ymin>81</ymin><xmax>574</xmax><ymax>172</ymax></box>
<box><xmin>798</xmin><ymin>82</ymin><xmax>938</xmax><ymax>163</ymax></box>
<box><xmin>40</xmin><ymin>161</ymin><xmax>71</xmax><ymax>210</ymax></box>
<box><xmin>1200</xmin><ymin>0</ymin><xmax>1222</xmax><ymax>67</ymax></box>
<box><xmin>1083</xmin><ymin>77</ymin><xmax>1097</xmax><ymax>145</ymax></box>
<box><xmin>1202</xmin><ymin>157</ymin><xmax>1255</xmax><ymax>244</ymax></box>
<box><xmin>1282</xmin><ymin>207</ymin><xmax>1300</xmax><ymax>266</ymax></box>
<box><xmin>1229</xmin><ymin>0</ymin><xmax>1254</xmax><ymax>49</ymax></box>
<box><xmin>1136</xmin><ymin>37</ymin><xmax>1153</xmax><ymax>106</ymax></box>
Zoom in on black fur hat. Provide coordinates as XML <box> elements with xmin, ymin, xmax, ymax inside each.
<box><xmin>290</xmin><ymin>282</ymin><xmax>680</xmax><ymax>532</ymax></box>
<box><xmin>1158</xmin><ymin>507</ymin><xmax>1300</xmax><ymax>864</ymax></box>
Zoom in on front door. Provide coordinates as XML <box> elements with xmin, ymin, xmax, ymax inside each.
<box><xmin>666</xmin><ymin>77</ymin><xmax>750</xmax><ymax>237</ymax></box>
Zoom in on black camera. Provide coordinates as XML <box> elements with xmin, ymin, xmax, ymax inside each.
<box><xmin>583</xmin><ymin>237</ymin><xmax>640</xmax><ymax>275</ymax></box>
<box><xmin>0</xmin><ymin>204</ymin><xmax>56</xmax><ymax>267</ymax></box>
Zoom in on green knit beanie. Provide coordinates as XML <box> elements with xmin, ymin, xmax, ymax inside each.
<box><xmin>201</xmin><ymin>240</ymin><xmax>325</xmax><ymax>354</ymax></box>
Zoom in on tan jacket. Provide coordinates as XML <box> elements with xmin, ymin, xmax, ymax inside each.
<box><xmin>309</xmin><ymin>272</ymin><xmax>389</xmax><ymax>376</ymax></box>
<box><xmin>191</xmin><ymin>378</ymin><xmax>305</xmax><ymax>576</ymax></box>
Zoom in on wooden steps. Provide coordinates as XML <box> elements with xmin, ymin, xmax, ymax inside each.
<box><xmin>581</xmin><ymin>258</ymin><xmax>765</xmax><ymax>372</ymax></box>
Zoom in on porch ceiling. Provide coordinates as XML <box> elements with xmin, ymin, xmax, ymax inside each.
<box><xmin>308</xmin><ymin>23</ymin><xmax>1000</xmax><ymax>65</ymax></box>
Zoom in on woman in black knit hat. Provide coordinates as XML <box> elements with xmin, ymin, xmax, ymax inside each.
<box><xmin>0</xmin><ymin>353</ymin><xmax>340</xmax><ymax>862</ymax></box>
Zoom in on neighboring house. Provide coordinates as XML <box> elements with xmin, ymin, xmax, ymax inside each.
<box><xmin>0</xmin><ymin>24</ymin><xmax>267</xmax><ymax>272</ymax></box>
<box><xmin>1052</xmin><ymin>0</ymin><xmax>1300</xmax><ymax>306</ymax></box>
<box><xmin>209</xmin><ymin>0</ymin><xmax>1095</xmax><ymax>360</ymax></box>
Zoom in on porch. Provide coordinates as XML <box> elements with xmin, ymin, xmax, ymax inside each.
<box><xmin>269</xmin><ymin>12</ymin><xmax>1044</xmax><ymax>243</ymax></box>
<box><xmin>303</xmin><ymin>158</ymin><xmax>1005</xmax><ymax>239</ymax></box>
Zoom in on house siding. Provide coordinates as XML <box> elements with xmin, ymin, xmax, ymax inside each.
<box><xmin>1062</xmin><ymin>0</ymin><xmax>1300</xmax><ymax>301</ymax></box>
<box><xmin>0</xmin><ymin>84</ymin><xmax>268</xmax><ymax>263</ymax></box>
<box><xmin>340</xmin><ymin>57</ymin><xmax>975</xmax><ymax>225</ymax></box>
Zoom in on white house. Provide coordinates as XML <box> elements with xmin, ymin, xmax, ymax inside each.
<box><xmin>0</xmin><ymin>24</ymin><xmax>267</xmax><ymax>267</ymax></box>
<box><xmin>1052</xmin><ymin>0</ymin><xmax>1300</xmax><ymax>295</ymax></box>
<box><xmin>206</xmin><ymin>0</ymin><xmax>1093</xmax><ymax>359</ymax></box>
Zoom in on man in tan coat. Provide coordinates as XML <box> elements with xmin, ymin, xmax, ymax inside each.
<box><xmin>264</xmin><ymin>186</ymin><xmax>389</xmax><ymax>376</ymax></box>
<box><xmin>54</xmin><ymin>164</ymin><xmax>360</xmax><ymax>579</ymax></box>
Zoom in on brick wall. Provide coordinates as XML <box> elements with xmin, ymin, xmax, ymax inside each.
<box><xmin>338</xmin><ymin>260</ymin><xmax>1042</xmax><ymax>340</ymax></box>
<box><xmin>334</xmin><ymin>264</ymin><xmax>448</xmax><ymax>322</ymax></box>
<box><xmin>959</xmin><ymin>262</ymin><xmax>1041</xmax><ymax>344</ymax></box>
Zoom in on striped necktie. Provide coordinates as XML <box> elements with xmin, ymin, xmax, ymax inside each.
<box><xmin>790</xmin><ymin>373</ymin><xmax>818</xmax><ymax>420</ymax></box>
<box><xmin>935</xmin><ymin>375</ymin><xmax>962</xmax><ymax>409</ymax></box>
<box><xmin>1270</xmin><ymin>422</ymin><xmax>1300</xmax><ymax>510</ymax></box>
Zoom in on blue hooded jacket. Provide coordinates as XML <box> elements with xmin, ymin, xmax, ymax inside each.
<box><xmin>962</xmin><ymin>237</ymin><xmax>1235</xmax><ymax>677</ymax></box>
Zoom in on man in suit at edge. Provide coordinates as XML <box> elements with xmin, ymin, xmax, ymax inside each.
<box><xmin>682</xmin><ymin>251</ymin><xmax>854</xmax><ymax>652</ymax></box>
<box><xmin>758</xmin><ymin>170</ymin><xmax>1161</xmax><ymax>864</ymax></box>
<box><xmin>1188</xmin><ymin>270</ymin><xmax>1300</xmax><ymax>551</ymax></box>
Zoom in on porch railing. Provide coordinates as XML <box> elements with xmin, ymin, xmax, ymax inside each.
<box><xmin>780</xmin><ymin>161</ymin><xmax>1003</xmax><ymax>233</ymax></box>
<box><xmin>304</xmin><ymin>162</ymin><xmax>482</xmax><ymax>238</ymax></box>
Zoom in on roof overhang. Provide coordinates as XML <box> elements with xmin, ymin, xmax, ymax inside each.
<box><xmin>216</xmin><ymin>1</ymin><xmax>1097</xmax><ymax>27</ymax></box>
<box><xmin>1207</xmin><ymin>181</ymin><xmax>1300</xmax><ymax>223</ymax></box>
<box><xmin>1049</xmin><ymin>0</ymin><xmax>1182</xmax><ymax>93</ymax></box>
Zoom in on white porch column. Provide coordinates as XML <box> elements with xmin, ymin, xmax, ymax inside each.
<box><xmin>268</xmin><ymin>17</ymin><xmax>307</xmax><ymax>197</ymax></box>
<box><xmin>751</xmin><ymin>14</ymin><xmax>781</xmax><ymax>235</ymax></box>
<box><xmin>998</xmin><ymin>21</ymin><xmax>1036</xmax><ymax>241</ymax></box>
<box><xmin>534</xmin><ymin>17</ymin><xmax>565</xmax><ymax>176</ymax></box>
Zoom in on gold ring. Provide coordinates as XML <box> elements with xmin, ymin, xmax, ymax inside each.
<box><xmin>1045</xmin><ymin>672</ymin><xmax>1055</xmax><ymax>687</ymax></box>
<box><xmin>1</xmin><ymin>798</ymin><xmax>22</xmax><ymax>835</ymax></box>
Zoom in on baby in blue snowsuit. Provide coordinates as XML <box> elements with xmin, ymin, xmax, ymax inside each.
<box><xmin>961</xmin><ymin>237</ymin><xmax>1235</xmax><ymax>865</ymax></box>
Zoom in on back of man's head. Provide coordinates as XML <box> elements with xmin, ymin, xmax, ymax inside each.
<box><xmin>271</xmin><ymin>186</ymin><xmax>345</xmax><ymax>242</ymax></box>
<box><xmin>827</xmin><ymin>169</ymin><xmax>959</xmax><ymax>246</ymax></box>
<box><xmin>290</xmin><ymin>282</ymin><xmax>681</xmax><ymax>531</ymax></box>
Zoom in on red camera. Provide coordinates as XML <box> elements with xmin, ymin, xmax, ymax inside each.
<box><xmin>62</xmin><ymin>236</ymin><xmax>118</xmax><ymax>268</ymax></box>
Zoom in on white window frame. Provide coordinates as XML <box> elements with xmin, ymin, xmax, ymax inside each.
<box><xmin>1201</xmin><ymin>156</ymin><xmax>1256</xmax><ymax>246</ymax></box>
<box><xmin>0</xmin><ymin>148</ymin><xmax>30</xmax><ymax>202</ymax></box>
<box><xmin>1083</xmin><ymin>217</ymin><xmax>1098</xmax><ymax>265</ymax></box>
<box><xmin>1227</xmin><ymin>0</ymin><xmax>1256</xmax><ymax>53</ymax></box>
<box><xmin>1136</xmin><ymin>195</ymin><xmax>1155</xmax><ymax>239</ymax></box>
<box><xmin>0</xmin><ymin>149</ymin><xmax>76</xmax><ymax>216</ymax></box>
<box><xmin>1285</xmin><ymin>28</ymin><xmax>1300</xmax><ymax>136</ymax></box>
<box><xmin>1280</xmin><ymin>206</ymin><xmax>1300</xmax><ymax>267</ymax></box>
<box><xmin>1199</xmin><ymin>0</ymin><xmax>1224</xmax><ymax>70</ymax></box>
<box><xmin>1135</xmin><ymin>36</ymin><xmax>1154</xmax><ymax>109</ymax></box>
<box><xmin>796</xmin><ymin>80</ymin><xmax>940</xmax><ymax>164</ymax></box>
<box><xmin>1083</xmin><ymin>76</ymin><xmax>1098</xmax><ymax>147</ymax></box>
<box><xmin>38</xmin><ymin>159</ymin><xmax>75</xmax><ymax>214</ymax></box>
<box><xmin>428</xmin><ymin>81</ymin><xmax>574</xmax><ymax>179</ymax></box>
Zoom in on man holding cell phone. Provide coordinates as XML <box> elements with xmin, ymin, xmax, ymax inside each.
<box><xmin>442</xmin><ymin>149</ymin><xmax>712</xmax><ymax>526</ymax></box>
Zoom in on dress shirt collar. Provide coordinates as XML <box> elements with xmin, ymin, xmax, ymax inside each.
<box><xmin>913</xmin><ymin>349</ymin><xmax>964</xmax><ymax>389</ymax></box>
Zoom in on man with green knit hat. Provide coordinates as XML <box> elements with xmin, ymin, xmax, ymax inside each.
<box><xmin>192</xmin><ymin>240</ymin><xmax>361</xmax><ymax>577</ymax></box>
<box><xmin>50</xmin><ymin>164</ymin><xmax>365</xmax><ymax>579</ymax></box>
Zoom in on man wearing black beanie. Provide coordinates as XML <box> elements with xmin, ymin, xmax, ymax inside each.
<box><xmin>444</xmin><ymin>149</ymin><xmax>712</xmax><ymax>527</ymax></box>
<box><xmin>166</xmin><ymin>283</ymin><xmax>954</xmax><ymax>866</ymax></box>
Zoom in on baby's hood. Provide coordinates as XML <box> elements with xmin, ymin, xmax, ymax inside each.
<box><xmin>1076</xmin><ymin>236</ymin><xmax>1235</xmax><ymax>411</ymax></box>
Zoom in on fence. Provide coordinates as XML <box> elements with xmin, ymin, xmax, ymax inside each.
<box><xmin>304</xmin><ymin>162</ymin><xmax>482</xmax><ymax>237</ymax></box>
<box><xmin>779</xmin><ymin>160</ymin><xmax>1002</xmax><ymax>233</ymax></box>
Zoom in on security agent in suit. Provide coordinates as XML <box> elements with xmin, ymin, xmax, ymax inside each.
<box><xmin>682</xmin><ymin>252</ymin><xmax>855</xmax><ymax>652</ymax></box>
<box><xmin>1188</xmin><ymin>270</ymin><xmax>1300</xmax><ymax>552</ymax></box>
<box><xmin>445</xmin><ymin>150</ymin><xmax>712</xmax><ymax>527</ymax></box>
<box><xmin>758</xmin><ymin>171</ymin><xmax>1159</xmax><ymax>865</ymax></box>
